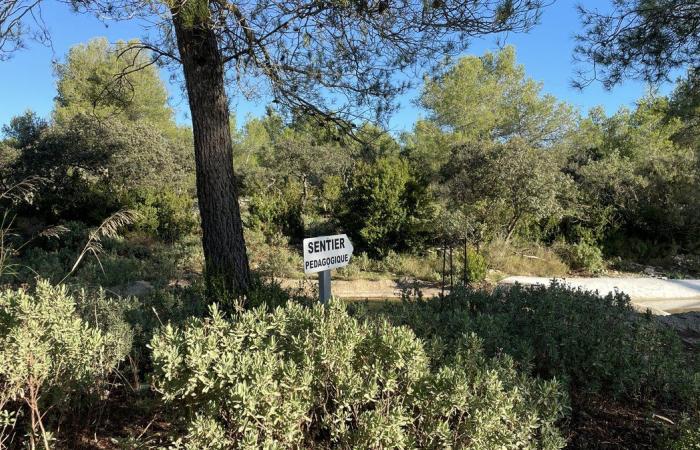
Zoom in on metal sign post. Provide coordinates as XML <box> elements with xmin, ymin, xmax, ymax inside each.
<box><xmin>318</xmin><ymin>269</ymin><xmax>331</xmax><ymax>305</ymax></box>
<box><xmin>303</xmin><ymin>234</ymin><xmax>353</xmax><ymax>305</ymax></box>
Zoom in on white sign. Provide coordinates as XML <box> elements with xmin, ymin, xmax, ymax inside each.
<box><xmin>303</xmin><ymin>234</ymin><xmax>354</xmax><ymax>274</ymax></box>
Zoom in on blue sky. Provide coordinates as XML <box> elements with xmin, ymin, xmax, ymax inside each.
<box><xmin>0</xmin><ymin>1</ymin><xmax>677</xmax><ymax>134</ymax></box>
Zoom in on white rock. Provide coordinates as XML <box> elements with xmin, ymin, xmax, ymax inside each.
<box><xmin>122</xmin><ymin>280</ymin><xmax>154</xmax><ymax>297</ymax></box>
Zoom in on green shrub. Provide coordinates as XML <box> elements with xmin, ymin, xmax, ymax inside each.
<box><xmin>555</xmin><ymin>239</ymin><xmax>605</xmax><ymax>273</ymax></box>
<box><xmin>381</xmin><ymin>251</ymin><xmax>441</xmax><ymax>281</ymax></box>
<box><xmin>13</xmin><ymin>246</ymin><xmax>74</xmax><ymax>284</ymax></box>
<box><xmin>335</xmin><ymin>260</ymin><xmax>361</xmax><ymax>278</ymax></box>
<box><xmin>245</xmin><ymin>229</ymin><xmax>303</xmax><ymax>279</ymax></box>
<box><xmin>73</xmin><ymin>286</ymin><xmax>135</xmax><ymax>356</ymax></box>
<box><xmin>151</xmin><ymin>303</ymin><xmax>567</xmax><ymax>449</ymax></box>
<box><xmin>244</xmin><ymin>277</ymin><xmax>306</xmax><ymax>310</ymax></box>
<box><xmin>336</xmin><ymin>251</ymin><xmax>442</xmax><ymax>281</ymax></box>
<box><xmin>319</xmin><ymin>175</ymin><xmax>343</xmax><ymax>213</ymax></box>
<box><xmin>484</xmin><ymin>237</ymin><xmax>569</xmax><ymax>277</ymax></box>
<box><xmin>666</xmin><ymin>416</ymin><xmax>700</xmax><ymax>449</ymax></box>
<box><xmin>121</xmin><ymin>278</ymin><xmax>301</xmax><ymax>372</ymax></box>
<box><xmin>347</xmin><ymin>252</ymin><xmax>389</xmax><ymax>274</ymax></box>
<box><xmin>352</xmin><ymin>252</ymin><xmax>374</xmax><ymax>272</ymax></box>
<box><xmin>116</xmin><ymin>284</ymin><xmax>210</xmax><ymax>376</ymax></box>
<box><xmin>389</xmin><ymin>282</ymin><xmax>698</xmax><ymax>406</ymax></box>
<box><xmin>131</xmin><ymin>188</ymin><xmax>198</xmax><ymax>243</ymax></box>
<box><xmin>78</xmin><ymin>253</ymin><xmax>146</xmax><ymax>286</ymax></box>
<box><xmin>256</xmin><ymin>241</ymin><xmax>302</xmax><ymax>279</ymax></box>
<box><xmin>463</xmin><ymin>247</ymin><xmax>487</xmax><ymax>282</ymax></box>
<box><xmin>0</xmin><ymin>281</ymin><xmax>131</xmax><ymax>446</ymax></box>
<box><xmin>339</xmin><ymin>156</ymin><xmax>433</xmax><ymax>256</ymax></box>
<box><xmin>248</xmin><ymin>184</ymin><xmax>304</xmax><ymax>240</ymax></box>
<box><xmin>16</xmin><ymin>233</ymin><xmax>184</xmax><ymax>289</ymax></box>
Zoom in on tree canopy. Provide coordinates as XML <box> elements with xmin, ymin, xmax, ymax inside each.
<box><xmin>53</xmin><ymin>38</ymin><xmax>175</xmax><ymax>131</ymax></box>
<box><xmin>403</xmin><ymin>47</ymin><xmax>576</xmax><ymax>241</ymax></box>
<box><xmin>575</xmin><ymin>0</ymin><xmax>700</xmax><ymax>88</ymax></box>
<box><xmin>0</xmin><ymin>0</ymin><xmax>554</xmax><ymax>293</ymax></box>
<box><xmin>421</xmin><ymin>46</ymin><xmax>574</xmax><ymax>146</ymax></box>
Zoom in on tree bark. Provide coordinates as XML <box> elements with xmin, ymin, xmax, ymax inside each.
<box><xmin>172</xmin><ymin>12</ymin><xmax>250</xmax><ymax>294</ymax></box>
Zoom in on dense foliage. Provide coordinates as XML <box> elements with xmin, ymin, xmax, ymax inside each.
<box><xmin>340</xmin><ymin>156</ymin><xmax>431</xmax><ymax>255</ymax></box>
<box><xmin>387</xmin><ymin>283</ymin><xmax>700</xmax><ymax>408</ymax></box>
<box><xmin>151</xmin><ymin>302</ymin><xmax>567</xmax><ymax>449</ymax></box>
<box><xmin>53</xmin><ymin>38</ymin><xmax>176</xmax><ymax>131</ymax></box>
<box><xmin>3</xmin><ymin>42</ymin><xmax>699</xmax><ymax>280</ymax></box>
<box><xmin>227</xmin><ymin>46</ymin><xmax>700</xmax><ymax>275</ymax></box>
<box><xmin>0</xmin><ymin>281</ymin><xmax>131</xmax><ymax>447</ymax></box>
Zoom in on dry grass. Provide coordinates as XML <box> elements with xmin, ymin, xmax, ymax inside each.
<box><xmin>335</xmin><ymin>251</ymin><xmax>442</xmax><ymax>282</ymax></box>
<box><xmin>61</xmin><ymin>209</ymin><xmax>139</xmax><ymax>282</ymax></box>
<box><xmin>1</xmin><ymin>175</ymin><xmax>68</xmax><ymax>279</ymax></box>
<box><xmin>484</xmin><ymin>237</ymin><xmax>569</xmax><ymax>277</ymax></box>
<box><xmin>383</xmin><ymin>252</ymin><xmax>443</xmax><ymax>281</ymax></box>
<box><xmin>247</xmin><ymin>233</ymin><xmax>568</xmax><ymax>283</ymax></box>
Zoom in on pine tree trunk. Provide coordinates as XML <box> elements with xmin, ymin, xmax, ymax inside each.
<box><xmin>172</xmin><ymin>13</ymin><xmax>250</xmax><ymax>294</ymax></box>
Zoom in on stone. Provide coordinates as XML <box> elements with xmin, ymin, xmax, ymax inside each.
<box><xmin>656</xmin><ymin>312</ymin><xmax>700</xmax><ymax>349</ymax></box>
<box><xmin>122</xmin><ymin>280</ymin><xmax>154</xmax><ymax>297</ymax></box>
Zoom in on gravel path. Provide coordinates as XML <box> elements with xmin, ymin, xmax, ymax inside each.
<box><xmin>277</xmin><ymin>278</ymin><xmax>443</xmax><ymax>300</ymax></box>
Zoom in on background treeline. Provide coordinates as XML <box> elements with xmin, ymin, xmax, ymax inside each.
<box><xmin>232</xmin><ymin>46</ymin><xmax>700</xmax><ymax>278</ymax></box>
<box><xmin>2</xmin><ymin>40</ymin><xmax>699</xmax><ymax>286</ymax></box>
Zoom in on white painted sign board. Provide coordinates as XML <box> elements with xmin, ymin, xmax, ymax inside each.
<box><xmin>303</xmin><ymin>234</ymin><xmax>354</xmax><ymax>274</ymax></box>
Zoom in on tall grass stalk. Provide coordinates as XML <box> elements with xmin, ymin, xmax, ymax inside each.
<box><xmin>60</xmin><ymin>209</ymin><xmax>139</xmax><ymax>283</ymax></box>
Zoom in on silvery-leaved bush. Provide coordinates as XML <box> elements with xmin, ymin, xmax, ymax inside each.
<box><xmin>151</xmin><ymin>302</ymin><xmax>567</xmax><ymax>449</ymax></box>
<box><xmin>0</xmin><ymin>280</ymin><xmax>132</xmax><ymax>446</ymax></box>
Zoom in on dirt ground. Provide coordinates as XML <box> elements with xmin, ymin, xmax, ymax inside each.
<box><xmin>276</xmin><ymin>277</ymin><xmax>445</xmax><ymax>299</ymax></box>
